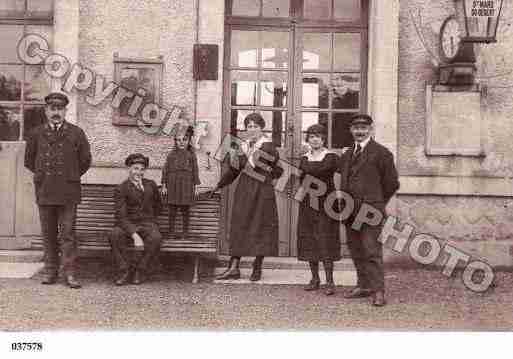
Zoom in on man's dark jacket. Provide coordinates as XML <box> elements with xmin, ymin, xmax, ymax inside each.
<box><xmin>338</xmin><ymin>138</ymin><xmax>400</xmax><ymax>212</ymax></box>
<box><xmin>24</xmin><ymin>121</ymin><xmax>92</xmax><ymax>205</ymax></box>
<box><xmin>114</xmin><ymin>178</ymin><xmax>162</xmax><ymax>236</ymax></box>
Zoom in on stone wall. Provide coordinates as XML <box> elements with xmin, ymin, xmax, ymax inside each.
<box><xmin>398</xmin><ymin>0</ymin><xmax>513</xmax><ymax>178</ymax></box>
<box><xmin>396</xmin><ymin>0</ymin><xmax>513</xmax><ymax>244</ymax></box>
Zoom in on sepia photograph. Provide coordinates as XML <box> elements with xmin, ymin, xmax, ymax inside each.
<box><xmin>0</xmin><ymin>0</ymin><xmax>512</xmax><ymax>356</ymax></box>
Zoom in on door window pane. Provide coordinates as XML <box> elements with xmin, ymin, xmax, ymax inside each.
<box><xmin>334</xmin><ymin>33</ymin><xmax>361</xmax><ymax>71</ymax></box>
<box><xmin>0</xmin><ymin>26</ymin><xmax>24</xmax><ymax>63</ymax></box>
<box><xmin>28</xmin><ymin>0</ymin><xmax>53</xmax><ymax>12</ymax></box>
<box><xmin>26</xmin><ymin>25</ymin><xmax>53</xmax><ymax>45</ymax></box>
<box><xmin>261</xmin><ymin>31</ymin><xmax>289</xmax><ymax>69</ymax></box>
<box><xmin>302</xmin><ymin>33</ymin><xmax>331</xmax><ymax>71</ymax></box>
<box><xmin>23</xmin><ymin>106</ymin><xmax>45</xmax><ymax>140</ymax></box>
<box><xmin>262</xmin><ymin>0</ymin><xmax>289</xmax><ymax>17</ymax></box>
<box><xmin>232</xmin><ymin>0</ymin><xmax>260</xmax><ymax>16</ymax></box>
<box><xmin>331</xmin><ymin>73</ymin><xmax>360</xmax><ymax>109</ymax></box>
<box><xmin>0</xmin><ymin>66</ymin><xmax>23</xmax><ymax>101</ymax></box>
<box><xmin>332</xmin><ymin>112</ymin><xmax>355</xmax><ymax>148</ymax></box>
<box><xmin>334</xmin><ymin>0</ymin><xmax>360</xmax><ymax>21</ymax></box>
<box><xmin>25</xmin><ymin>66</ymin><xmax>52</xmax><ymax>101</ymax></box>
<box><xmin>260</xmin><ymin>110</ymin><xmax>286</xmax><ymax>147</ymax></box>
<box><xmin>231</xmin><ymin>71</ymin><xmax>258</xmax><ymax>106</ymax></box>
<box><xmin>0</xmin><ymin>0</ymin><xmax>24</xmax><ymax>12</ymax></box>
<box><xmin>0</xmin><ymin>106</ymin><xmax>21</xmax><ymax>141</ymax></box>
<box><xmin>303</xmin><ymin>0</ymin><xmax>331</xmax><ymax>19</ymax></box>
<box><xmin>260</xmin><ymin>71</ymin><xmax>287</xmax><ymax>107</ymax></box>
<box><xmin>302</xmin><ymin>74</ymin><xmax>329</xmax><ymax>109</ymax></box>
<box><xmin>231</xmin><ymin>31</ymin><xmax>258</xmax><ymax>68</ymax></box>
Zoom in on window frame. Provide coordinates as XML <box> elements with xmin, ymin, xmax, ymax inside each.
<box><xmin>223</xmin><ymin>0</ymin><xmax>369</xmax><ymax>151</ymax></box>
<box><xmin>0</xmin><ymin>0</ymin><xmax>54</xmax><ymax>141</ymax></box>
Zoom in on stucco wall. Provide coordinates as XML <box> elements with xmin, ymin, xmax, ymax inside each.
<box><xmin>398</xmin><ymin>0</ymin><xmax>513</xmax><ymax>177</ymax></box>
<box><xmin>77</xmin><ymin>0</ymin><xmax>222</xmax><ymax>187</ymax></box>
<box><xmin>396</xmin><ymin>0</ymin><xmax>513</xmax><ymax>244</ymax></box>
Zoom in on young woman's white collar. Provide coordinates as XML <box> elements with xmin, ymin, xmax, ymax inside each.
<box><xmin>305</xmin><ymin>148</ymin><xmax>332</xmax><ymax>161</ymax></box>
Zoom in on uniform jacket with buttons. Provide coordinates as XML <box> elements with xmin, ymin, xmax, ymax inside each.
<box><xmin>24</xmin><ymin>121</ymin><xmax>92</xmax><ymax>205</ymax></box>
<box><xmin>114</xmin><ymin>178</ymin><xmax>162</xmax><ymax>236</ymax></box>
<box><xmin>338</xmin><ymin>138</ymin><xmax>399</xmax><ymax>212</ymax></box>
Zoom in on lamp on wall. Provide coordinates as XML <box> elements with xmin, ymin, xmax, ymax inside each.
<box><xmin>438</xmin><ymin>0</ymin><xmax>503</xmax><ymax>85</ymax></box>
<box><xmin>459</xmin><ymin>0</ymin><xmax>503</xmax><ymax>43</ymax></box>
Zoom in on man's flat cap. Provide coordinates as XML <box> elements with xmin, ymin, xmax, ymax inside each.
<box><xmin>350</xmin><ymin>114</ymin><xmax>373</xmax><ymax>126</ymax></box>
<box><xmin>44</xmin><ymin>92</ymin><xmax>69</xmax><ymax>107</ymax></box>
<box><xmin>125</xmin><ymin>153</ymin><xmax>149</xmax><ymax>168</ymax></box>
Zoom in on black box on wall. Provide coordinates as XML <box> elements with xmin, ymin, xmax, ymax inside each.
<box><xmin>193</xmin><ymin>44</ymin><xmax>219</xmax><ymax>80</ymax></box>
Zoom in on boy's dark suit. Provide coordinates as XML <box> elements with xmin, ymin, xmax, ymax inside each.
<box><xmin>338</xmin><ymin>138</ymin><xmax>400</xmax><ymax>293</ymax></box>
<box><xmin>110</xmin><ymin>178</ymin><xmax>163</xmax><ymax>274</ymax></box>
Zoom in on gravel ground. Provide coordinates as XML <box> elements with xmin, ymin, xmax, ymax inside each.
<box><xmin>0</xmin><ymin>258</ymin><xmax>512</xmax><ymax>331</ymax></box>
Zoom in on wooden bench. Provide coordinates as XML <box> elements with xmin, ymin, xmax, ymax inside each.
<box><xmin>32</xmin><ymin>184</ymin><xmax>220</xmax><ymax>283</ymax></box>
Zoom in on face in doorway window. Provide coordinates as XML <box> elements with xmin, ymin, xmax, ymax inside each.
<box><xmin>350</xmin><ymin>123</ymin><xmax>372</xmax><ymax>143</ymax></box>
<box><xmin>128</xmin><ymin>163</ymin><xmax>146</xmax><ymax>183</ymax></box>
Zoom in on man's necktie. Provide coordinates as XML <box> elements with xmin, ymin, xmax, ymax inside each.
<box><xmin>135</xmin><ymin>181</ymin><xmax>144</xmax><ymax>192</ymax></box>
<box><xmin>353</xmin><ymin>143</ymin><xmax>362</xmax><ymax>161</ymax></box>
<box><xmin>53</xmin><ymin>124</ymin><xmax>58</xmax><ymax>132</ymax></box>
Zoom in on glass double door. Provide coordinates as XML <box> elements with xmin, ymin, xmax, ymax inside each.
<box><xmin>223</xmin><ymin>22</ymin><xmax>366</xmax><ymax>256</ymax></box>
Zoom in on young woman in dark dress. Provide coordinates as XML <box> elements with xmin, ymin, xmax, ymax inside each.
<box><xmin>297</xmin><ymin>124</ymin><xmax>341</xmax><ymax>295</ymax></box>
<box><xmin>212</xmin><ymin>113</ymin><xmax>283</xmax><ymax>281</ymax></box>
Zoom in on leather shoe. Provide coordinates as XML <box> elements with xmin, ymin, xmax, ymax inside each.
<box><xmin>324</xmin><ymin>282</ymin><xmax>336</xmax><ymax>296</ymax></box>
<box><xmin>304</xmin><ymin>279</ymin><xmax>320</xmax><ymax>291</ymax></box>
<box><xmin>115</xmin><ymin>270</ymin><xmax>131</xmax><ymax>286</ymax></box>
<box><xmin>65</xmin><ymin>275</ymin><xmax>81</xmax><ymax>289</ymax></box>
<box><xmin>216</xmin><ymin>268</ymin><xmax>241</xmax><ymax>280</ymax></box>
<box><xmin>344</xmin><ymin>287</ymin><xmax>373</xmax><ymax>299</ymax></box>
<box><xmin>132</xmin><ymin>270</ymin><xmax>146</xmax><ymax>285</ymax></box>
<box><xmin>372</xmin><ymin>291</ymin><xmax>386</xmax><ymax>307</ymax></box>
<box><xmin>249</xmin><ymin>267</ymin><xmax>262</xmax><ymax>282</ymax></box>
<box><xmin>41</xmin><ymin>273</ymin><xmax>58</xmax><ymax>285</ymax></box>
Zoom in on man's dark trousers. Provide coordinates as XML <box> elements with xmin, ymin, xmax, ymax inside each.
<box><xmin>38</xmin><ymin>204</ymin><xmax>77</xmax><ymax>276</ymax></box>
<box><xmin>109</xmin><ymin>222</ymin><xmax>162</xmax><ymax>273</ymax></box>
<box><xmin>346</xmin><ymin>216</ymin><xmax>384</xmax><ymax>292</ymax></box>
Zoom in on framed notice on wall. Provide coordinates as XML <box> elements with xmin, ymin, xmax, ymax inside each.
<box><xmin>425</xmin><ymin>84</ymin><xmax>487</xmax><ymax>157</ymax></box>
<box><xmin>112</xmin><ymin>55</ymin><xmax>163</xmax><ymax>126</ymax></box>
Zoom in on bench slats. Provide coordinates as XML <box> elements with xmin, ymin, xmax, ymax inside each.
<box><xmin>31</xmin><ymin>184</ymin><xmax>221</xmax><ymax>255</ymax></box>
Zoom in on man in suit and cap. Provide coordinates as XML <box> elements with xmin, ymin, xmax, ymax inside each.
<box><xmin>24</xmin><ymin>92</ymin><xmax>92</xmax><ymax>288</ymax></box>
<box><xmin>337</xmin><ymin>114</ymin><xmax>399</xmax><ymax>306</ymax></box>
<box><xmin>109</xmin><ymin>153</ymin><xmax>163</xmax><ymax>285</ymax></box>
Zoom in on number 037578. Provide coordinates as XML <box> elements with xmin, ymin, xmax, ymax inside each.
<box><xmin>11</xmin><ymin>342</ymin><xmax>43</xmax><ymax>351</ymax></box>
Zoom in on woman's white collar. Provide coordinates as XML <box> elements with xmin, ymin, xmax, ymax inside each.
<box><xmin>305</xmin><ymin>148</ymin><xmax>332</xmax><ymax>161</ymax></box>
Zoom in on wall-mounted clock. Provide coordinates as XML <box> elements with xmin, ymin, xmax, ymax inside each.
<box><xmin>440</xmin><ymin>15</ymin><xmax>463</xmax><ymax>63</ymax></box>
<box><xmin>438</xmin><ymin>15</ymin><xmax>476</xmax><ymax>85</ymax></box>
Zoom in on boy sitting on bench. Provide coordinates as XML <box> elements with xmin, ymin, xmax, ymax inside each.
<box><xmin>109</xmin><ymin>153</ymin><xmax>162</xmax><ymax>285</ymax></box>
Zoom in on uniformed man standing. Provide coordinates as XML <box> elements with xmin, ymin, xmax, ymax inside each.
<box><xmin>24</xmin><ymin>92</ymin><xmax>92</xmax><ymax>289</ymax></box>
<box><xmin>337</xmin><ymin>114</ymin><xmax>399</xmax><ymax>306</ymax></box>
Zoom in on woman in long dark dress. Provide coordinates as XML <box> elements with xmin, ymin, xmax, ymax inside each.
<box><xmin>297</xmin><ymin>124</ymin><xmax>341</xmax><ymax>295</ymax></box>
<box><xmin>213</xmin><ymin>113</ymin><xmax>282</xmax><ymax>281</ymax></box>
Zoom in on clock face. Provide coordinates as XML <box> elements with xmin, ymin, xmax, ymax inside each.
<box><xmin>440</xmin><ymin>16</ymin><xmax>462</xmax><ymax>62</ymax></box>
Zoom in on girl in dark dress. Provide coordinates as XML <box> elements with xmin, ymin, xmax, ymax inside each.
<box><xmin>161</xmin><ymin>126</ymin><xmax>200</xmax><ymax>239</ymax></box>
<box><xmin>213</xmin><ymin>113</ymin><xmax>283</xmax><ymax>281</ymax></box>
<box><xmin>297</xmin><ymin>124</ymin><xmax>341</xmax><ymax>295</ymax></box>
